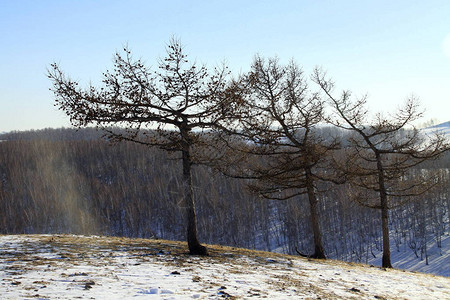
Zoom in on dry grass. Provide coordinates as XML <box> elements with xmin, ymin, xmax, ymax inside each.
<box><xmin>1</xmin><ymin>233</ymin><xmax>437</xmax><ymax>275</ymax></box>
<box><xmin>1</xmin><ymin>234</ymin><xmax>448</xmax><ymax>299</ymax></box>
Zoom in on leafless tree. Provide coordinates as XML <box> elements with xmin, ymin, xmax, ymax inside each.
<box><xmin>48</xmin><ymin>38</ymin><xmax>233</xmax><ymax>255</ymax></box>
<box><xmin>313</xmin><ymin>68</ymin><xmax>449</xmax><ymax>268</ymax></box>
<box><xmin>217</xmin><ymin>56</ymin><xmax>344</xmax><ymax>259</ymax></box>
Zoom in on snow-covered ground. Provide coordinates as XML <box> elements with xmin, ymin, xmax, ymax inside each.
<box><xmin>1</xmin><ymin>235</ymin><xmax>449</xmax><ymax>299</ymax></box>
<box><xmin>422</xmin><ymin>121</ymin><xmax>450</xmax><ymax>138</ymax></box>
<box><xmin>366</xmin><ymin>234</ymin><xmax>450</xmax><ymax>277</ymax></box>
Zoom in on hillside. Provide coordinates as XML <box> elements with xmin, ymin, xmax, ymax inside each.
<box><xmin>0</xmin><ymin>127</ymin><xmax>448</xmax><ymax>278</ymax></box>
<box><xmin>1</xmin><ymin>235</ymin><xmax>449</xmax><ymax>299</ymax></box>
<box><xmin>422</xmin><ymin>121</ymin><xmax>450</xmax><ymax>137</ymax></box>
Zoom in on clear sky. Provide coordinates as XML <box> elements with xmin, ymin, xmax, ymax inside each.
<box><xmin>1</xmin><ymin>0</ymin><xmax>449</xmax><ymax>131</ymax></box>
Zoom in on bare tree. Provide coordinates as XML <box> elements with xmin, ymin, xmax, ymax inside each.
<box><xmin>48</xmin><ymin>38</ymin><xmax>232</xmax><ymax>255</ymax></box>
<box><xmin>313</xmin><ymin>68</ymin><xmax>449</xmax><ymax>267</ymax></box>
<box><xmin>217</xmin><ymin>56</ymin><xmax>344</xmax><ymax>258</ymax></box>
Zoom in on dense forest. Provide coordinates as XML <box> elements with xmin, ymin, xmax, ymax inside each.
<box><xmin>1</xmin><ymin>128</ymin><xmax>448</xmax><ymax>267</ymax></box>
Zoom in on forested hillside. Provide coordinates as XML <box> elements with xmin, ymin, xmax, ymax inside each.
<box><xmin>0</xmin><ymin>128</ymin><xmax>448</xmax><ymax>275</ymax></box>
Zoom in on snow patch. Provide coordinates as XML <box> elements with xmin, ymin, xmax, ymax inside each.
<box><xmin>0</xmin><ymin>234</ymin><xmax>449</xmax><ymax>299</ymax></box>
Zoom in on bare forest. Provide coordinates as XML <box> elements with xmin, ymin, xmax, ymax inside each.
<box><xmin>0</xmin><ymin>128</ymin><xmax>448</xmax><ymax>271</ymax></box>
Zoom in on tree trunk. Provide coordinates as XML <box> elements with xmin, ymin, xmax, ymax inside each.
<box><xmin>380</xmin><ymin>200</ymin><xmax>391</xmax><ymax>268</ymax></box>
<box><xmin>305</xmin><ymin>169</ymin><xmax>326</xmax><ymax>259</ymax></box>
<box><xmin>181</xmin><ymin>128</ymin><xmax>207</xmax><ymax>255</ymax></box>
<box><xmin>376</xmin><ymin>155</ymin><xmax>392</xmax><ymax>268</ymax></box>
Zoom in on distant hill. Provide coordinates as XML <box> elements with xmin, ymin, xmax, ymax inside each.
<box><xmin>422</xmin><ymin>121</ymin><xmax>450</xmax><ymax>137</ymax></box>
<box><xmin>0</xmin><ymin>127</ymin><xmax>104</xmax><ymax>141</ymax></box>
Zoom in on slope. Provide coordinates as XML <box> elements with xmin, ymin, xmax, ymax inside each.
<box><xmin>0</xmin><ymin>235</ymin><xmax>448</xmax><ymax>299</ymax></box>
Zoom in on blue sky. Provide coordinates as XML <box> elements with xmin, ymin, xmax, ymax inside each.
<box><xmin>1</xmin><ymin>0</ymin><xmax>449</xmax><ymax>131</ymax></box>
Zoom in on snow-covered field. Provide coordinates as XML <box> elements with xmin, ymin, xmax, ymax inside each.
<box><xmin>0</xmin><ymin>235</ymin><xmax>449</xmax><ymax>299</ymax></box>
